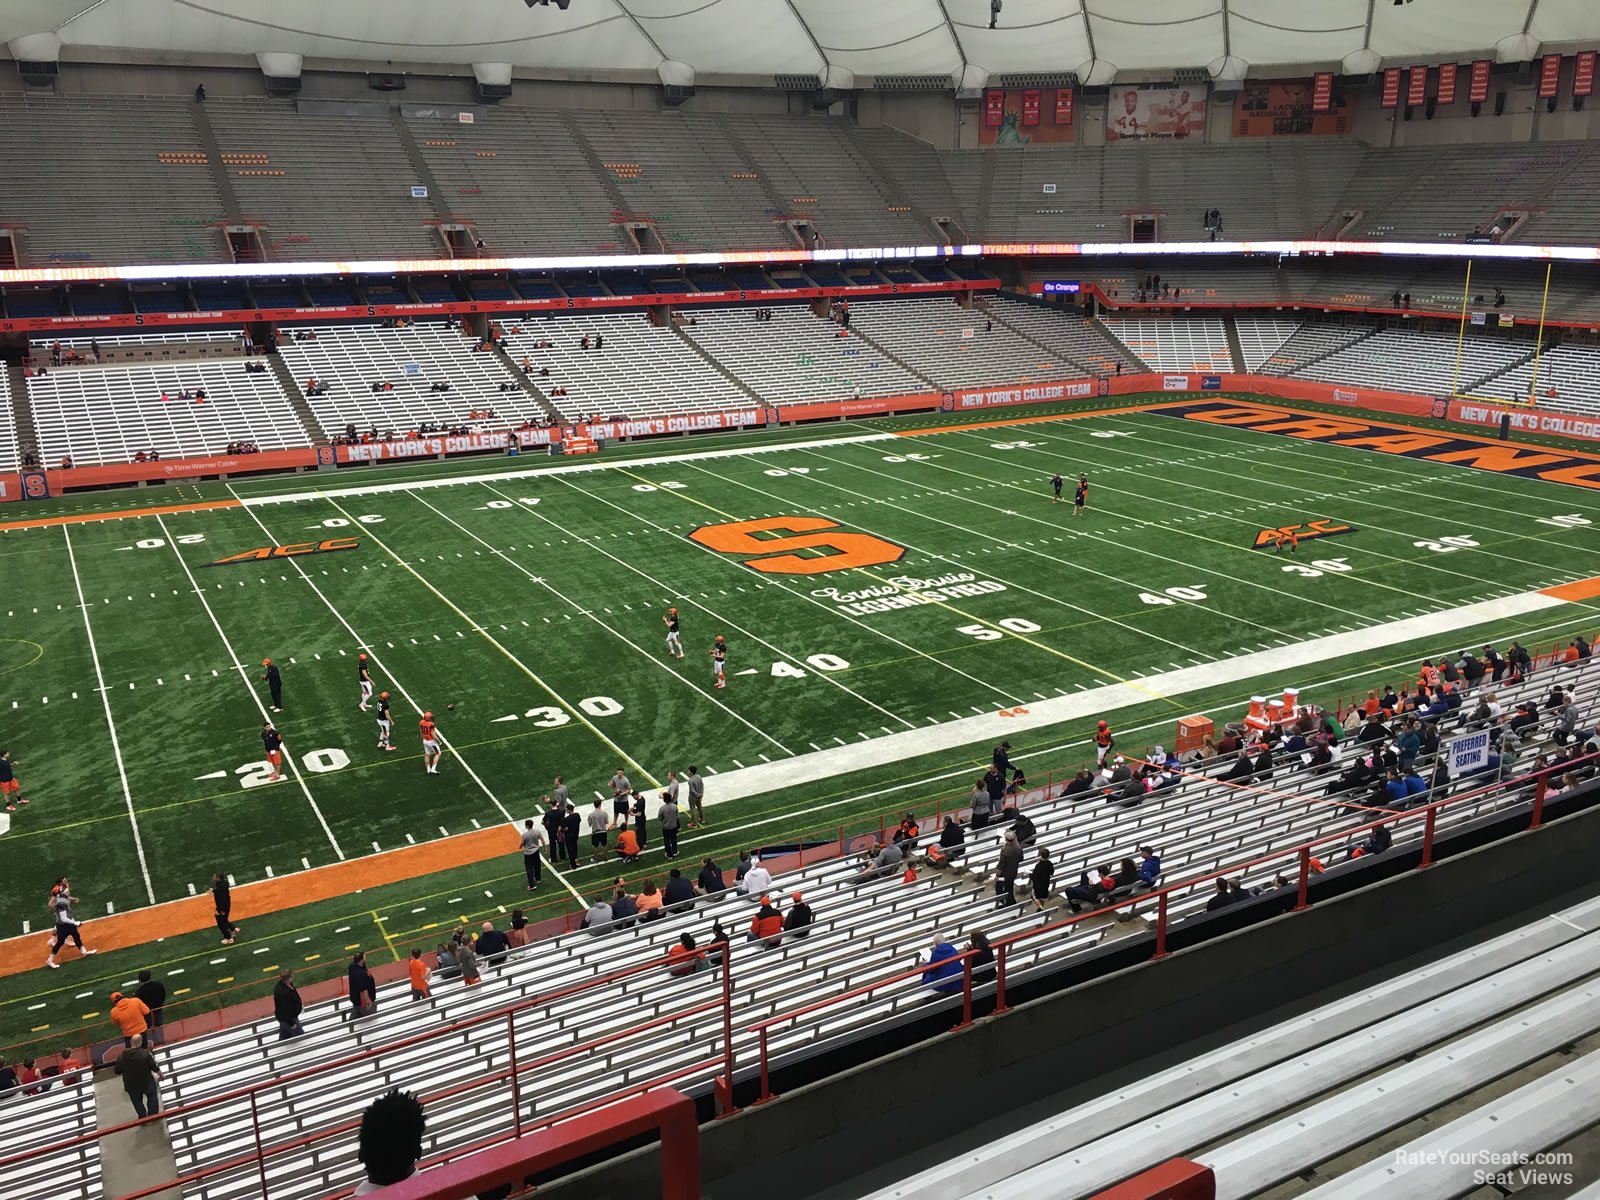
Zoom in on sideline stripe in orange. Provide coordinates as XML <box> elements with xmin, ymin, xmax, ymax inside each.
<box><xmin>0</xmin><ymin>823</ymin><xmax>519</xmax><ymax>980</ymax></box>
<box><xmin>0</xmin><ymin>498</ymin><xmax>242</xmax><ymax>533</ymax></box>
<box><xmin>893</xmin><ymin>401</ymin><xmax>1163</xmax><ymax>438</ymax></box>
<box><xmin>1541</xmin><ymin>577</ymin><xmax>1600</xmax><ymax>603</ymax></box>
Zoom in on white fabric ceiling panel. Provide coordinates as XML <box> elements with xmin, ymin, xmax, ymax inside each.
<box><xmin>793</xmin><ymin>0</ymin><xmax>961</xmax><ymax>77</ymax></box>
<box><xmin>632</xmin><ymin>0</ymin><xmax>823</xmax><ymax>77</ymax></box>
<box><xmin>1087</xmin><ymin>0</ymin><xmax>1226</xmax><ymax>71</ymax></box>
<box><xmin>1530</xmin><ymin>0</ymin><xmax>1600</xmax><ymax>47</ymax></box>
<box><xmin>1368</xmin><ymin>2</ymin><xmax>1514</xmax><ymax>60</ymax></box>
<box><xmin>949</xmin><ymin>0</ymin><xmax>1092</xmax><ymax>76</ymax></box>
<box><xmin>1228</xmin><ymin>0</ymin><xmax>1367</xmax><ymax>68</ymax></box>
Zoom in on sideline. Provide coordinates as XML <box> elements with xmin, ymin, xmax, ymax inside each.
<box><xmin>0</xmin><ymin>499</ymin><xmax>241</xmax><ymax>533</ymax></box>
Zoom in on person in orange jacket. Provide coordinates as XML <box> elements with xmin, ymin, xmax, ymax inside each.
<box><xmin>748</xmin><ymin>897</ymin><xmax>784</xmax><ymax>947</ymax></box>
<box><xmin>614</xmin><ymin>826</ymin><xmax>641</xmax><ymax>863</ymax></box>
<box><xmin>109</xmin><ymin>991</ymin><xmax>151</xmax><ymax>1047</ymax></box>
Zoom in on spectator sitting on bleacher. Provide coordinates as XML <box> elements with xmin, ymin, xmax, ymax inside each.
<box><xmin>1355</xmin><ymin>712</ymin><xmax>1391</xmax><ymax>744</ymax></box>
<box><xmin>667</xmin><ymin>933</ymin><xmax>707</xmax><ymax>976</ymax></box>
<box><xmin>1219</xmin><ymin>747</ymin><xmax>1254</xmax><ymax>784</ymax></box>
<box><xmin>1206</xmin><ymin>878</ymin><xmax>1235</xmax><ymax>912</ymax></box>
<box><xmin>0</xmin><ymin>1060</ymin><xmax>17</xmax><ymax>1098</ymax></box>
<box><xmin>857</xmin><ymin>839</ymin><xmax>902</xmax><ymax>884</ymax></box>
<box><xmin>741</xmin><ymin>855</ymin><xmax>773</xmax><ymax>899</ymax></box>
<box><xmin>580</xmin><ymin>895</ymin><xmax>612</xmax><ymax>934</ymax></box>
<box><xmin>609</xmin><ymin>885</ymin><xmax>638</xmax><ymax>928</ymax></box>
<box><xmin>663</xmin><ymin>868</ymin><xmax>696</xmax><ymax>911</ymax></box>
<box><xmin>1349</xmin><ymin>822</ymin><xmax>1393</xmax><ymax>860</ymax></box>
<box><xmin>920</xmin><ymin>936</ymin><xmax>962</xmax><ymax>996</ymax></box>
<box><xmin>705</xmin><ymin>919</ymin><xmax>731</xmax><ymax>968</ymax></box>
<box><xmin>1131</xmin><ymin>846</ymin><xmax>1162</xmax><ymax>894</ymax></box>
<box><xmin>133</xmin><ymin>450</ymin><xmax>148</xmax><ymax>463</ymax></box>
<box><xmin>354</xmin><ymin>1088</ymin><xmax>426</xmax><ymax>1194</ymax></box>
<box><xmin>697</xmin><ymin>857</ymin><xmax>726</xmax><ymax>894</ymax></box>
<box><xmin>1065</xmin><ymin>864</ymin><xmax>1114</xmax><ymax>913</ymax></box>
<box><xmin>749</xmin><ymin>897</ymin><xmax>784</xmax><ymax>946</ymax></box>
<box><xmin>1010</xmin><ymin>809</ymin><xmax>1038</xmax><ymax>848</ymax></box>
<box><xmin>934</xmin><ymin>816</ymin><xmax>966</xmax><ymax>864</ymax></box>
<box><xmin>1061</xmin><ymin>769</ymin><xmax>1095</xmax><ymax>798</ymax></box>
<box><xmin>892</xmin><ymin>812</ymin><xmax>920</xmax><ymax>848</ymax></box>
<box><xmin>636</xmin><ymin>880</ymin><xmax>664</xmax><ymax>922</ymax></box>
<box><xmin>475</xmin><ymin>920</ymin><xmax>510</xmax><ymax>967</ymax></box>
<box><xmin>783</xmin><ymin>892</ymin><xmax>814</xmax><ymax>940</ymax></box>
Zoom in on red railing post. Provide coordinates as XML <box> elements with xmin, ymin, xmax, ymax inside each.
<box><xmin>953</xmin><ymin>957</ymin><xmax>973</xmax><ymax>1030</ymax></box>
<box><xmin>1531</xmin><ymin>772</ymin><xmax>1548</xmax><ymax>830</ymax></box>
<box><xmin>1294</xmin><ymin>846</ymin><xmax>1311</xmax><ymax>912</ymax></box>
<box><xmin>993</xmin><ymin>945</ymin><xmax>1010</xmax><ymax>1015</ymax></box>
<box><xmin>755</xmin><ymin>1027</ymin><xmax>775</xmax><ymax>1105</ymax></box>
<box><xmin>1152</xmin><ymin>891</ymin><xmax>1169</xmax><ymax>959</ymax></box>
<box><xmin>507</xmin><ymin>1010</ymin><xmax>522</xmax><ymax>1136</ymax></box>
<box><xmin>1419</xmin><ymin>805</ymin><xmax>1438</xmax><ymax>868</ymax></box>
<box><xmin>716</xmin><ymin>941</ymin><xmax>738</xmax><ymax>1117</ymax></box>
<box><xmin>250</xmin><ymin>1090</ymin><xmax>270</xmax><ymax>1199</ymax></box>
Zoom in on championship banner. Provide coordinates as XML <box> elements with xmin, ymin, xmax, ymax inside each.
<box><xmin>1381</xmin><ymin>69</ymin><xmax>1401</xmax><ymax>108</ymax></box>
<box><xmin>1436</xmin><ymin>62</ymin><xmax>1457</xmax><ymax>105</ymax></box>
<box><xmin>1022</xmin><ymin>88</ymin><xmax>1041</xmax><ymax>127</ymax></box>
<box><xmin>983</xmin><ymin>89</ymin><xmax>1005</xmax><ymax>128</ymax></box>
<box><xmin>979</xmin><ymin>87</ymin><xmax>1079</xmax><ymax>144</ymax></box>
<box><xmin>1468</xmin><ymin>59</ymin><xmax>1492</xmax><ymax>103</ymax></box>
<box><xmin>1575</xmin><ymin>51</ymin><xmax>1596</xmax><ymax>98</ymax></box>
<box><xmin>1105</xmin><ymin>84</ymin><xmax>1205</xmax><ymax>141</ymax></box>
<box><xmin>1312</xmin><ymin>72</ymin><xmax>1333</xmax><ymax>112</ymax></box>
<box><xmin>1539</xmin><ymin>54</ymin><xmax>1562</xmax><ymax>99</ymax></box>
<box><xmin>1054</xmin><ymin>87</ymin><xmax>1074</xmax><ymax>125</ymax></box>
<box><xmin>1407</xmin><ymin>66</ymin><xmax>1428</xmax><ymax>108</ymax></box>
<box><xmin>1234</xmin><ymin>80</ymin><xmax>1352</xmax><ymax>137</ymax></box>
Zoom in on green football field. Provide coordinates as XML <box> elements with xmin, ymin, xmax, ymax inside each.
<box><xmin>3</xmin><ymin>392</ymin><xmax>1600</xmax><ymax>1051</ymax></box>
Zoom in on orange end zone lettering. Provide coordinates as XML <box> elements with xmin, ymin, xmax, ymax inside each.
<box><xmin>688</xmin><ymin>516</ymin><xmax>904</xmax><ymax>576</ymax></box>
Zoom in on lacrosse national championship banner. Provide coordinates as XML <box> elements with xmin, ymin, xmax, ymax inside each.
<box><xmin>1233</xmin><ymin>80</ymin><xmax>1353</xmax><ymax>137</ymax></box>
<box><xmin>1105</xmin><ymin>84</ymin><xmax>1206</xmax><ymax>141</ymax></box>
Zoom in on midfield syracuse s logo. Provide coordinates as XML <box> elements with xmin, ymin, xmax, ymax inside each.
<box><xmin>202</xmin><ymin>537</ymin><xmax>361</xmax><ymax>567</ymax></box>
<box><xmin>689</xmin><ymin>517</ymin><xmax>904</xmax><ymax>576</ymax></box>
<box><xmin>1251</xmin><ymin>520</ymin><xmax>1355</xmax><ymax>549</ymax></box>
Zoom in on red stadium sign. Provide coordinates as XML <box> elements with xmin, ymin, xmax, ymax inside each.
<box><xmin>1538</xmin><ymin>54</ymin><xmax>1562</xmax><ymax>99</ymax></box>
<box><xmin>1054</xmin><ymin>87</ymin><xmax>1074</xmax><ymax>125</ymax></box>
<box><xmin>1381</xmin><ymin>68</ymin><xmax>1401</xmax><ymax>108</ymax></box>
<box><xmin>1407</xmin><ymin>66</ymin><xmax>1428</xmax><ymax>108</ymax></box>
<box><xmin>1575</xmin><ymin>51</ymin><xmax>1597</xmax><ymax>98</ymax></box>
<box><xmin>1436</xmin><ymin>62</ymin><xmax>1457</xmax><ymax>105</ymax></box>
<box><xmin>983</xmin><ymin>89</ymin><xmax>1005</xmax><ymax>127</ymax></box>
<box><xmin>1468</xmin><ymin>59</ymin><xmax>1492</xmax><ymax>103</ymax></box>
<box><xmin>1311</xmin><ymin>73</ymin><xmax>1333</xmax><ymax>112</ymax></box>
<box><xmin>1021</xmin><ymin>89</ymin><xmax>1041</xmax><ymax>127</ymax></box>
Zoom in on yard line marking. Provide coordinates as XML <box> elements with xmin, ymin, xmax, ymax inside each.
<box><xmin>227</xmin><ymin>488</ymin><xmax>588</xmax><ymax>908</ymax></box>
<box><xmin>414</xmin><ymin>489</ymin><xmax>792</xmax><ymax>755</ymax></box>
<box><xmin>555</xmin><ymin>468</ymin><xmax>1023</xmax><ymax>709</ymax></box>
<box><xmin>155</xmin><ymin>514</ymin><xmax>345</xmax><ymax>861</ymax></box>
<box><xmin>63</xmin><ymin>525</ymin><xmax>155</xmax><ymax>904</ymax></box>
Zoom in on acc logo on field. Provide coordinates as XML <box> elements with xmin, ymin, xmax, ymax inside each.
<box><xmin>1251</xmin><ymin>519</ymin><xmax>1356</xmax><ymax>548</ymax></box>
<box><xmin>689</xmin><ymin>517</ymin><xmax>904</xmax><ymax>576</ymax></box>
<box><xmin>202</xmin><ymin>537</ymin><xmax>360</xmax><ymax>567</ymax></box>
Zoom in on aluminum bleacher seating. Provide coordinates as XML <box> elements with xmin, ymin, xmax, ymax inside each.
<box><xmin>0</xmin><ymin>370</ymin><xmax>18</xmax><ymax>472</ymax></box>
<box><xmin>1100</xmin><ymin>318</ymin><xmax>1232</xmax><ymax>372</ymax></box>
<box><xmin>27</xmin><ymin>355</ymin><xmax>302</xmax><ymax>467</ymax></box>
<box><xmin>1254</xmin><ymin>323</ymin><xmax>1371</xmax><ymax>375</ymax></box>
<box><xmin>1293</xmin><ymin>327</ymin><xmax>1533</xmax><ymax>395</ymax></box>
<box><xmin>205</xmin><ymin>98</ymin><xmax>438</xmax><ymax>260</ymax></box>
<box><xmin>846</xmin><ymin>298</ymin><xmax>1067</xmax><ymax>389</ymax></box>
<box><xmin>275</xmin><ymin>323</ymin><xmax>546</xmax><ymax>436</ymax></box>
<box><xmin>0</xmin><ymin>1072</ymin><xmax>100</xmax><ymax>1200</ymax></box>
<box><xmin>0</xmin><ymin>92</ymin><xmax>224</xmax><ymax>265</ymax></box>
<box><xmin>1480</xmin><ymin>343</ymin><xmax>1600</xmax><ymax>417</ymax></box>
<box><xmin>678</xmin><ymin>305</ymin><xmax>924</xmax><ymax>403</ymax></box>
<box><xmin>1232</xmin><ymin>319</ymin><xmax>1303</xmax><ymax>372</ymax></box>
<box><xmin>135</xmin><ymin>649</ymin><xmax>1600</xmax><ymax>1200</ymax></box>
<box><xmin>500</xmin><ymin>313</ymin><xmax>751</xmax><ymax>421</ymax></box>
<box><xmin>979</xmin><ymin>297</ymin><xmax>1139</xmax><ymax>376</ymax></box>
<box><xmin>865</xmin><ymin>889</ymin><xmax>1600</xmax><ymax>1200</ymax></box>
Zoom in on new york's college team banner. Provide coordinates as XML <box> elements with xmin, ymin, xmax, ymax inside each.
<box><xmin>1106</xmin><ymin>84</ymin><xmax>1206</xmax><ymax>140</ymax></box>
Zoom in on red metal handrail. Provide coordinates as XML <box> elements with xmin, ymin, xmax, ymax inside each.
<box><xmin>744</xmin><ymin>749</ymin><xmax>1597</xmax><ymax>1100</ymax></box>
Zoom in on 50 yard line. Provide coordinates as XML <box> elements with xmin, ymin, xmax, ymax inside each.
<box><xmin>153</xmin><ymin>514</ymin><xmax>346</xmax><ymax>860</ymax></box>
<box><xmin>63</xmin><ymin>525</ymin><xmax>155</xmax><ymax>905</ymax></box>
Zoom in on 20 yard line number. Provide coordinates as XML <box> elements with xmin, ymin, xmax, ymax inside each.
<box><xmin>238</xmin><ymin>746</ymin><xmax>351</xmax><ymax>789</ymax></box>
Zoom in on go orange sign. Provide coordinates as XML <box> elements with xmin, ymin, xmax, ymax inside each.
<box><xmin>688</xmin><ymin>517</ymin><xmax>904</xmax><ymax>576</ymax></box>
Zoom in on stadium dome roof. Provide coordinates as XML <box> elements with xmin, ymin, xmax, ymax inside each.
<box><xmin>4</xmin><ymin>0</ymin><xmax>1597</xmax><ymax>84</ymax></box>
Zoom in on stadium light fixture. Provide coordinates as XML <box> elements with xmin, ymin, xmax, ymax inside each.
<box><xmin>525</xmin><ymin>0</ymin><xmax>571</xmax><ymax>9</ymax></box>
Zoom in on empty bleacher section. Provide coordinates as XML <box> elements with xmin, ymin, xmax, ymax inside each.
<box><xmin>1479</xmin><ymin>342</ymin><xmax>1600</xmax><ymax>416</ymax></box>
<box><xmin>979</xmin><ymin>296</ymin><xmax>1139</xmax><ymax>375</ymax></box>
<box><xmin>1254</xmin><ymin>323</ymin><xmax>1372</xmax><ymax>375</ymax></box>
<box><xmin>0</xmin><ymin>1071</ymin><xmax>100</xmax><ymax>1200</ymax></box>
<box><xmin>851</xmin><ymin>128</ymin><xmax>972</xmax><ymax>237</ymax></box>
<box><xmin>0</xmin><ymin>370</ymin><xmax>18</xmax><ymax>471</ymax></box>
<box><xmin>1293</xmin><ymin>327</ymin><xmax>1533</xmax><ymax>395</ymax></box>
<box><xmin>1231</xmin><ymin>318</ymin><xmax>1303</xmax><ymax>372</ymax></box>
<box><xmin>501</xmin><ymin>313</ymin><xmax>751</xmax><ymax>420</ymax></box>
<box><xmin>274</xmin><ymin>323</ymin><xmax>547</xmax><ymax>435</ymax></box>
<box><xmin>72</xmin><ymin>648</ymin><xmax>1600</xmax><ymax>1199</ymax></box>
<box><xmin>1100</xmin><ymin>317</ymin><xmax>1232</xmax><ymax>372</ymax></box>
<box><xmin>204</xmin><ymin>98</ymin><xmax>439</xmax><ymax>260</ymax></box>
<box><xmin>678</xmin><ymin>305</ymin><xmax>923</xmax><ymax>402</ymax></box>
<box><xmin>847</xmin><ymin>298</ymin><xmax>1066</xmax><ymax>388</ymax></box>
<box><xmin>866</xmin><ymin>893</ymin><xmax>1600</xmax><ymax>1200</ymax></box>
<box><xmin>576</xmin><ymin>112</ymin><xmax>786</xmax><ymax>251</ymax></box>
<box><xmin>26</xmin><ymin>353</ymin><xmax>301</xmax><ymax>466</ymax></box>
<box><xmin>0</xmin><ymin>92</ymin><xmax>223</xmax><ymax>265</ymax></box>
<box><xmin>405</xmin><ymin>108</ymin><xmax>619</xmax><ymax>253</ymax></box>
